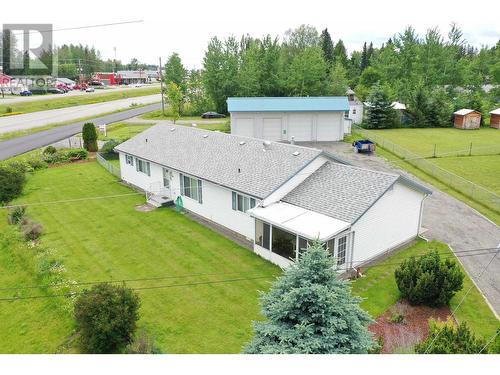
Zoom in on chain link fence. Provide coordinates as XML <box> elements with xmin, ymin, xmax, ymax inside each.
<box><xmin>96</xmin><ymin>153</ymin><xmax>121</xmax><ymax>178</ymax></box>
<box><xmin>353</xmin><ymin>125</ymin><xmax>500</xmax><ymax>214</ymax></box>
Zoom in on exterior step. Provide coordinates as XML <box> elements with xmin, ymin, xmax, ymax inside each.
<box><xmin>147</xmin><ymin>194</ymin><xmax>173</xmax><ymax>208</ymax></box>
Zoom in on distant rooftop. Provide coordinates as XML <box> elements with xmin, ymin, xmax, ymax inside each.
<box><xmin>454</xmin><ymin>109</ymin><xmax>480</xmax><ymax>116</ymax></box>
<box><xmin>227</xmin><ymin>96</ymin><xmax>349</xmax><ymax>112</ymax></box>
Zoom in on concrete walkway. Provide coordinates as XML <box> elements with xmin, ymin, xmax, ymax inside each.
<box><xmin>0</xmin><ymin>94</ymin><xmax>161</xmax><ymax>134</ymax></box>
<box><xmin>300</xmin><ymin>141</ymin><xmax>500</xmax><ymax>317</ymax></box>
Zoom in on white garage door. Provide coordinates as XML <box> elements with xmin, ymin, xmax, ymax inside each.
<box><xmin>317</xmin><ymin>113</ymin><xmax>342</xmax><ymax>141</ymax></box>
<box><xmin>233</xmin><ymin>118</ymin><xmax>254</xmax><ymax>138</ymax></box>
<box><xmin>288</xmin><ymin>114</ymin><xmax>313</xmax><ymax>141</ymax></box>
<box><xmin>262</xmin><ymin>118</ymin><xmax>283</xmax><ymax>141</ymax></box>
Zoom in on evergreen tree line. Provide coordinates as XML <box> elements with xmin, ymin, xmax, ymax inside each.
<box><xmin>195</xmin><ymin>24</ymin><xmax>499</xmax><ymax>126</ymax></box>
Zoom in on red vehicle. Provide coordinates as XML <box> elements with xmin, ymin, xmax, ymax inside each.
<box><xmin>74</xmin><ymin>83</ymin><xmax>89</xmax><ymax>91</ymax></box>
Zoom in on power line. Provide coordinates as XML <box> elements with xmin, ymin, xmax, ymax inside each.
<box><xmin>479</xmin><ymin>330</ymin><xmax>500</xmax><ymax>354</ymax></box>
<box><xmin>0</xmin><ymin>270</ymin><xmax>275</xmax><ymax>292</ymax></box>
<box><xmin>0</xmin><ymin>192</ymin><xmax>142</xmax><ymax>209</ymax></box>
<box><xmin>0</xmin><ymin>246</ymin><xmax>495</xmax><ymax>294</ymax></box>
<box><xmin>8</xmin><ymin>21</ymin><xmax>144</xmax><ymax>37</ymax></box>
<box><xmin>0</xmin><ymin>275</ymin><xmax>274</xmax><ymax>302</ymax></box>
<box><xmin>423</xmin><ymin>249</ymin><xmax>499</xmax><ymax>354</ymax></box>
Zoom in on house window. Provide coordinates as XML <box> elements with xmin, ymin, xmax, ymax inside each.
<box><xmin>180</xmin><ymin>173</ymin><xmax>202</xmax><ymax>204</ymax></box>
<box><xmin>162</xmin><ymin>168</ymin><xmax>170</xmax><ymax>189</ymax></box>
<box><xmin>272</xmin><ymin>226</ymin><xmax>296</xmax><ymax>260</ymax></box>
<box><xmin>353</xmin><ymin>108</ymin><xmax>357</xmax><ymax>115</ymax></box>
<box><xmin>255</xmin><ymin>219</ymin><xmax>270</xmax><ymax>250</ymax></box>
<box><xmin>135</xmin><ymin>158</ymin><xmax>150</xmax><ymax>176</ymax></box>
<box><xmin>337</xmin><ymin>236</ymin><xmax>347</xmax><ymax>266</ymax></box>
<box><xmin>232</xmin><ymin>192</ymin><xmax>256</xmax><ymax>213</ymax></box>
<box><xmin>125</xmin><ymin>154</ymin><xmax>134</xmax><ymax>166</ymax></box>
<box><xmin>298</xmin><ymin>237</ymin><xmax>309</xmax><ymax>256</ymax></box>
<box><xmin>324</xmin><ymin>238</ymin><xmax>335</xmax><ymax>255</ymax></box>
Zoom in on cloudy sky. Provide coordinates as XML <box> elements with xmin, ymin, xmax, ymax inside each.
<box><xmin>3</xmin><ymin>0</ymin><xmax>499</xmax><ymax>69</ymax></box>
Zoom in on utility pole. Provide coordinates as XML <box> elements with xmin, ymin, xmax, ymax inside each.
<box><xmin>159</xmin><ymin>57</ymin><xmax>165</xmax><ymax>116</ymax></box>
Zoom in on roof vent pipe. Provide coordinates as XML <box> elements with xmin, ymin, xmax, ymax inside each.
<box><xmin>290</xmin><ymin>136</ymin><xmax>295</xmax><ymax>145</ymax></box>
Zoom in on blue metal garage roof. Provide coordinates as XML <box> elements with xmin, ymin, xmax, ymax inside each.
<box><xmin>227</xmin><ymin>96</ymin><xmax>349</xmax><ymax>112</ymax></box>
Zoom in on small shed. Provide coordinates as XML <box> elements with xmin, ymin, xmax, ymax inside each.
<box><xmin>453</xmin><ymin>109</ymin><xmax>481</xmax><ymax>130</ymax></box>
<box><xmin>489</xmin><ymin>108</ymin><xmax>500</xmax><ymax>129</ymax></box>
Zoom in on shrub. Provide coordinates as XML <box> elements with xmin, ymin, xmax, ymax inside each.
<box><xmin>21</xmin><ymin>219</ymin><xmax>44</xmax><ymax>241</ymax></box>
<box><xmin>74</xmin><ymin>283</ymin><xmax>140</xmax><ymax>353</ymax></box>
<box><xmin>5</xmin><ymin>106</ymin><xmax>13</xmax><ymax>113</ymax></box>
<box><xmin>415</xmin><ymin>320</ymin><xmax>485</xmax><ymax>354</ymax></box>
<box><xmin>42</xmin><ymin>150</ymin><xmax>68</xmax><ymax>164</ymax></box>
<box><xmin>125</xmin><ymin>330</ymin><xmax>162</xmax><ymax>354</ymax></box>
<box><xmin>0</xmin><ymin>165</ymin><xmax>26</xmax><ymax>204</ymax></box>
<box><xmin>82</xmin><ymin>123</ymin><xmax>98</xmax><ymax>152</ymax></box>
<box><xmin>66</xmin><ymin>148</ymin><xmax>88</xmax><ymax>161</ymax></box>
<box><xmin>7</xmin><ymin>206</ymin><xmax>26</xmax><ymax>225</ymax></box>
<box><xmin>390</xmin><ymin>313</ymin><xmax>405</xmax><ymax>324</ymax></box>
<box><xmin>368</xmin><ymin>335</ymin><xmax>384</xmax><ymax>354</ymax></box>
<box><xmin>6</xmin><ymin>160</ymin><xmax>30</xmax><ymax>174</ymax></box>
<box><xmin>43</xmin><ymin>145</ymin><xmax>57</xmax><ymax>155</ymax></box>
<box><xmin>395</xmin><ymin>251</ymin><xmax>464</xmax><ymax>306</ymax></box>
<box><xmin>99</xmin><ymin>140</ymin><xmax>120</xmax><ymax>157</ymax></box>
<box><xmin>27</xmin><ymin>157</ymin><xmax>48</xmax><ymax>170</ymax></box>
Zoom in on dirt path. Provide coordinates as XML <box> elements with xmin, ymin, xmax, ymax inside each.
<box><xmin>300</xmin><ymin>141</ymin><xmax>500</xmax><ymax>317</ymax></box>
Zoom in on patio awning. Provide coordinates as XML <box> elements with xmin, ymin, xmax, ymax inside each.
<box><xmin>249</xmin><ymin>202</ymin><xmax>350</xmax><ymax>242</ymax></box>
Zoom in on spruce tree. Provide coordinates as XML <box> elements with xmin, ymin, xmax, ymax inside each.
<box><xmin>244</xmin><ymin>242</ymin><xmax>374</xmax><ymax>354</ymax></box>
<box><xmin>320</xmin><ymin>28</ymin><xmax>335</xmax><ymax>66</ymax></box>
<box><xmin>360</xmin><ymin>42</ymin><xmax>369</xmax><ymax>71</ymax></box>
<box><xmin>366</xmin><ymin>83</ymin><xmax>396</xmax><ymax>129</ymax></box>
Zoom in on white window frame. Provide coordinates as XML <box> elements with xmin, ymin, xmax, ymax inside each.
<box><xmin>232</xmin><ymin>192</ymin><xmax>256</xmax><ymax>213</ymax></box>
<box><xmin>135</xmin><ymin>158</ymin><xmax>150</xmax><ymax>176</ymax></box>
<box><xmin>125</xmin><ymin>154</ymin><xmax>134</xmax><ymax>166</ymax></box>
<box><xmin>180</xmin><ymin>173</ymin><xmax>203</xmax><ymax>204</ymax></box>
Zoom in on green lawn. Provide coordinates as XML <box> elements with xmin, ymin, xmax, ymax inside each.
<box><xmin>100</xmin><ymin>122</ymin><xmax>156</xmax><ymax>141</ymax></box>
<box><xmin>351</xmin><ymin>240</ymin><xmax>499</xmax><ymax>339</ymax></box>
<box><xmin>370</xmin><ymin>128</ymin><xmax>500</xmax><ymax>157</ymax></box>
<box><xmin>431</xmin><ymin>155</ymin><xmax>500</xmax><ymax>194</ymax></box>
<box><xmin>0</xmin><ymin>87</ymin><xmax>160</xmax><ymax>116</ymax></box>
<box><xmin>140</xmin><ymin>110</ymin><xmax>203</xmax><ymax>121</ymax></box>
<box><xmin>0</xmin><ymin>162</ymin><xmax>280</xmax><ymax>353</ymax></box>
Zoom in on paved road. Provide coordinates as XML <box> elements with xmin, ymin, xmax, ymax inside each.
<box><xmin>0</xmin><ymin>94</ymin><xmax>161</xmax><ymax>134</ymax></box>
<box><xmin>300</xmin><ymin>141</ymin><xmax>500</xmax><ymax>317</ymax></box>
<box><xmin>0</xmin><ymin>103</ymin><xmax>161</xmax><ymax>160</ymax></box>
<box><xmin>0</xmin><ymin>84</ymin><xmax>160</xmax><ymax>105</ymax></box>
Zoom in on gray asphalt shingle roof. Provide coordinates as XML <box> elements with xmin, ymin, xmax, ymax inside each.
<box><xmin>115</xmin><ymin>124</ymin><xmax>322</xmax><ymax>198</ymax></box>
<box><xmin>283</xmin><ymin>161</ymin><xmax>400</xmax><ymax>223</ymax></box>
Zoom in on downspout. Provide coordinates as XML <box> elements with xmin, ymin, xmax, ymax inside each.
<box><xmin>417</xmin><ymin>194</ymin><xmax>429</xmax><ymax>238</ymax></box>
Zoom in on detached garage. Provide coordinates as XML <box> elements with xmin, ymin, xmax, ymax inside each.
<box><xmin>228</xmin><ymin>97</ymin><xmax>349</xmax><ymax>142</ymax></box>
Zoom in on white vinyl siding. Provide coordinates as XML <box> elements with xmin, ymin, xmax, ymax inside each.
<box><xmin>352</xmin><ymin>182</ymin><xmax>424</xmax><ymax>266</ymax></box>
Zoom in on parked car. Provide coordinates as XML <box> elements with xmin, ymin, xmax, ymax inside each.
<box><xmin>19</xmin><ymin>90</ymin><xmax>32</xmax><ymax>96</ymax></box>
<box><xmin>201</xmin><ymin>112</ymin><xmax>226</xmax><ymax>119</ymax></box>
<box><xmin>47</xmin><ymin>87</ymin><xmax>65</xmax><ymax>94</ymax></box>
<box><xmin>85</xmin><ymin>87</ymin><xmax>95</xmax><ymax>93</ymax></box>
<box><xmin>90</xmin><ymin>81</ymin><xmax>105</xmax><ymax>86</ymax></box>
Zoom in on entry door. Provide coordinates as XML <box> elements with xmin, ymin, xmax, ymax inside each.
<box><xmin>262</xmin><ymin>118</ymin><xmax>283</xmax><ymax>141</ymax></box>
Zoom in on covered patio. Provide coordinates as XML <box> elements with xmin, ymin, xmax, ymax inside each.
<box><xmin>249</xmin><ymin>202</ymin><xmax>353</xmax><ymax>269</ymax></box>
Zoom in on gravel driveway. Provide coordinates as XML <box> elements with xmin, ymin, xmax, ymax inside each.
<box><xmin>300</xmin><ymin>141</ymin><xmax>500</xmax><ymax>317</ymax></box>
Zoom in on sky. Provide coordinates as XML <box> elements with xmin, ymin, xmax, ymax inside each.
<box><xmin>2</xmin><ymin>0</ymin><xmax>499</xmax><ymax>69</ymax></box>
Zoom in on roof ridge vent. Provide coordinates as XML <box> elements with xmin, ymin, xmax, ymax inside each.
<box><xmin>292</xmin><ymin>151</ymin><xmax>300</xmax><ymax>156</ymax></box>
<box><xmin>202</xmin><ymin>134</ymin><xmax>208</xmax><ymax>138</ymax></box>
<box><xmin>170</xmin><ymin>127</ymin><xmax>176</xmax><ymax>131</ymax></box>
<box><xmin>239</xmin><ymin>141</ymin><xmax>246</xmax><ymax>145</ymax></box>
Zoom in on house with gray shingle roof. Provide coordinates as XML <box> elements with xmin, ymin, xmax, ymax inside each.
<box><xmin>115</xmin><ymin>124</ymin><xmax>431</xmax><ymax>269</ymax></box>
